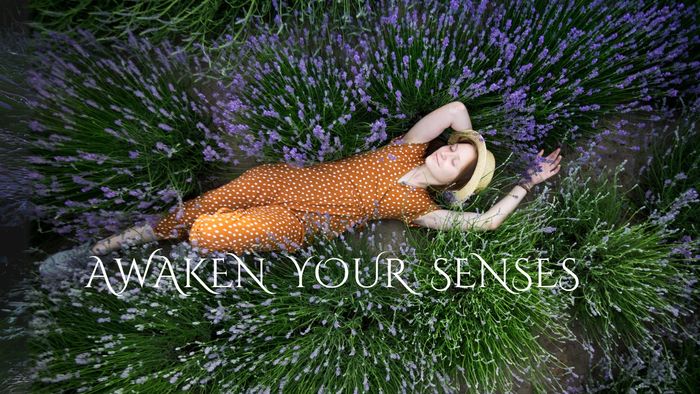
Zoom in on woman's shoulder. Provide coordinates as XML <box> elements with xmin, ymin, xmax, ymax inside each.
<box><xmin>385</xmin><ymin>133</ymin><xmax>431</xmax><ymax>166</ymax></box>
<box><xmin>388</xmin><ymin>133</ymin><xmax>432</xmax><ymax>149</ymax></box>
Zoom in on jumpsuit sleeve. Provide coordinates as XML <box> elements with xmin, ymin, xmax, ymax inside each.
<box><xmin>402</xmin><ymin>191</ymin><xmax>442</xmax><ymax>228</ymax></box>
<box><xmin>389</xmin><ymin>133</ymin><xmax>407</xmax><ymax>145</ymax></box>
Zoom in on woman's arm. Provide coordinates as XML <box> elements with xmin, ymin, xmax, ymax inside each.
<box><xmin>413</xmin><ymin>184</ymin><xmax>528</xmax><ymax>231</ymax></box>
<box><xmin>478</xmin><ymin>147</ymin><xmax>562</xmax><ymax>230</ymax></box>
<box><xmin>413</xmin><ymin>209</ymin><xmax>499</xmax><ymax>231</ymax></box>
<box><xmin>403</xmin><ymin>101</ymin><xmax>472</xmax><ymax>144</ymax></box>
<box><xmin>413</xmin><ymin>148</ymin><xmax>562</xmax><ymax>231</ymax></box>
<box><xmin>467</xmin><ymin>184</ymin><xmax>531</xmax><ymax>231</ymax></box>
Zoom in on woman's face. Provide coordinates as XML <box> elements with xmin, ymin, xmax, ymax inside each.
<box><xmin>426</xmin><ymin>142</ymin><xmax>477</xmax><ymax>186</ymax></box>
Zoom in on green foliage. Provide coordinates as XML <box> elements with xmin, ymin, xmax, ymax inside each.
<box><xmin>24</xmin><ymin>32</ymin><xmax>234</xmax><ymax>241</ymax></box>
<box><xmin>544</xmin><ymin>164</ymin><xmax>694</xmax><ymax>356</ymax></box>
<box><xmin>25</xmin><ymin>236</ymin><xmax>453</xmax><ymax>392</ymax></box>
<box><xmin>28</xmin><ymin>0</ymin><xmax>371</xmax><ymax>50</ymax></box>
<box><xmin>406</xmin><ymin>185</ymin><xmax>574</xmax><ymax>393</ymax></box>
<box><xmin>633</xmin><ymin>113</ymin><xmax>700</xmax><ymax>238</ymax></box>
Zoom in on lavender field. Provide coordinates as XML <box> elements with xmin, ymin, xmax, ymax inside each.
<box><xmin>1</xmin><ymin>0</ymin><xmax>698</xmax><ymax>392</ymax></box>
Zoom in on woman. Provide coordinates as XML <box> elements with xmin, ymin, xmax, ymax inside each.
<box><xmin>41</xmin><ymin>102</ymin><xmax>561</xmax><ymax>270</ymax></box>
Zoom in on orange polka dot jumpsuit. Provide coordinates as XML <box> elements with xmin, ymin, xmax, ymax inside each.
<box><xmin>152</xmin><ymin>133</ymin><xmax>441</xmax><ymax>254</ymax></box>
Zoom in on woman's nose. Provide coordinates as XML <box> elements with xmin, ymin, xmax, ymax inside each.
<box><xmin>441</xmin><ymin>150</ymin><xmax>451</xmax><ymax>162</ymax></box>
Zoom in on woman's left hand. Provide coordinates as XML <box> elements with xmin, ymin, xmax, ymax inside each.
<box><xmin>522</xmin><ymin>147</ymin><xmax>562</xmax><ymax>187</ymax></box>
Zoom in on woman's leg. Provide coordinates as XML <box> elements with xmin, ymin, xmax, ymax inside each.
<box><xmin>152</xmin><ymin>166</ymin><xmax>271</xmax><ymax>241</ymax></box>
<box><xmin>189</xmin><ymin>206</ymin><xmax>307</xmax><ymax>255</ymax></box>
<box><xmin>91</xmin><ymin>166</ymin><xmax>272</xmax><ymax>255</ymax></box>
<box><xmin>90</xmin><ymin>223</ymin><xmax>159</xmax><ymax>255</ymax></box>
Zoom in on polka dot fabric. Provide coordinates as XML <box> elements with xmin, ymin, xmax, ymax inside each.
<box><xmin>153</xmin><ymin>133</ymin><xmax>441</xmax><ymax>254</ymax></box>
<box><xmin>189</xmin><ymin>206</ymin><xmax>306</xmax><ymax>255</ymax></box>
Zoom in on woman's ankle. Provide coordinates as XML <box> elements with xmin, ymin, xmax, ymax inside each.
<box><xmin>91</xmin><ymin>235</ymin><xmax>122</xmax><ymax>255</ymax></box>
<box><xmin>134</xmin><ymin>223</ymin><xmax>159</xmax><ymax>243</ymax></box>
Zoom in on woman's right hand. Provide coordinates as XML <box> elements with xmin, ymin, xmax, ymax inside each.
<box><xmin>521</xmin><ymin>147</ymin><xmax>562</xmax><ymax>187</ymax></box>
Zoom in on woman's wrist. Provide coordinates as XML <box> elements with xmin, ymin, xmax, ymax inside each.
<box><xmin>516</xmin><ymin>179</ymin><xmax>533</xmax><ymax>192</ymax></box>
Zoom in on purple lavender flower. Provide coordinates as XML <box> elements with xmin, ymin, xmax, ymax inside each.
<box><xmin>23</xmin><ymin>31</ymin><xmax>228</xmax><ymax>242</ymax></box>
<box><xmin>157</xmin><ymin>122</ymin><xmax>173</xmax><ymax>132</ymax></box>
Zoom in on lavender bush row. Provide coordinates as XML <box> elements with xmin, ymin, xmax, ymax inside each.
<box><xmin>24</xmin><ymin>30</ymin><xmax>237</xmax><ymax>242</ymax></box>
<box><xmin>208</xmin><ymin>13</ymin><xmax>378</xmax><ymax>168</ymax></box>
<box><xmin>543</xmin><ymin>163</ymin><xmax>695</xmax><ymax>360</ymax></box>
<box><xmin>210</xmin><ymin>0</ymin><xmax>699</xmax><ymax>178</ymax></box>
<box><xmin>13</xmin><ymin>152</ymin><xmax>696</xmax><ymax>393</ymax></box>
<box><xmin>371</xmin><ymin>0</ymin><xmax>700</xmax><ymax>169</ymax></box>
<box><xmin>19</xmin><ymin>232</ymin><xmax>460</xmax><ymax>393</ymax></box>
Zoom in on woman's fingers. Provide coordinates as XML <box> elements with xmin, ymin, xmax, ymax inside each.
<box><xmin>536</xmin><ymin>147</ymin><xmax>562</xmax><ymax>161</ymax></box>
<box><xmin>542</xmin><ymin>155</ymin><xmax>560</xmax><ymax>169</ymax></box>
<box><xmin>544</xmin><ymin>153</ymin><xmax>562</xmax><ymax>166</ymax></box>
<box><xmin>547</xmin><ymin>147</ymin><xmax>561</xmax><ymax>159</ymax></box>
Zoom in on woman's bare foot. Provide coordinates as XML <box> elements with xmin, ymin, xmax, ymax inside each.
<box><xmin>90</xmin><ymin>224</ymin><xmax>160</xmax><ymax>255</ymax></box>
<box><xmin>90</xmin><ymin>236</ymin><xmax>121</xmax><ymax>255</ymax></box>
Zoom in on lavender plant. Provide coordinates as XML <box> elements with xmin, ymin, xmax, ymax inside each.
<box><xmin>28</xmin><ymin>0</ymin><xmax>371</xmax><ymax>51</ymax></box>
<box><xmin>584</xmin><ymin>343</ymin><xmax>685</xmax><ymax>392</ymax></box>
<box><xmin>544</xmin><ymin>163</ymin><xmax>695</xmax><ymax>358</ymax></box>
<box><xmin>208</xmin><ymin>14</ymin><xmax>381</xmax><ymax>168</ymax></box>
<box><xmin>211</xmin><ymin>0</ymin><xmax>699</xmax><ymax>176</ymax></box>
<box><xmin>24</xmin><ymin>30</ymin><xmax>236</xmax><ymax>243</ymax></box>
<box><xmin>22</xmin><ymin>230</ymin><xmax>459</xmax><ymax>393</ymax></box>
<box><xmin>634</xmin><ymin>112</ymin><xmax>700</xmax><ymax>239</ymax></box>
<box><xmin>581</xmin><ymin>310</ymin><xmax>700</xmax><ymax>393</ymax></box>
<box><xmin>406</xmin><ymin>181</ymin><xmax>575</xmax><ymax>393</ymax></box>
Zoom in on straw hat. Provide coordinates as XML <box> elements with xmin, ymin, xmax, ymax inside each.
<box><xmin>444</xmin><ymin>129</ymin><xmax>496</xmax><ymax>205</ymax></box>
